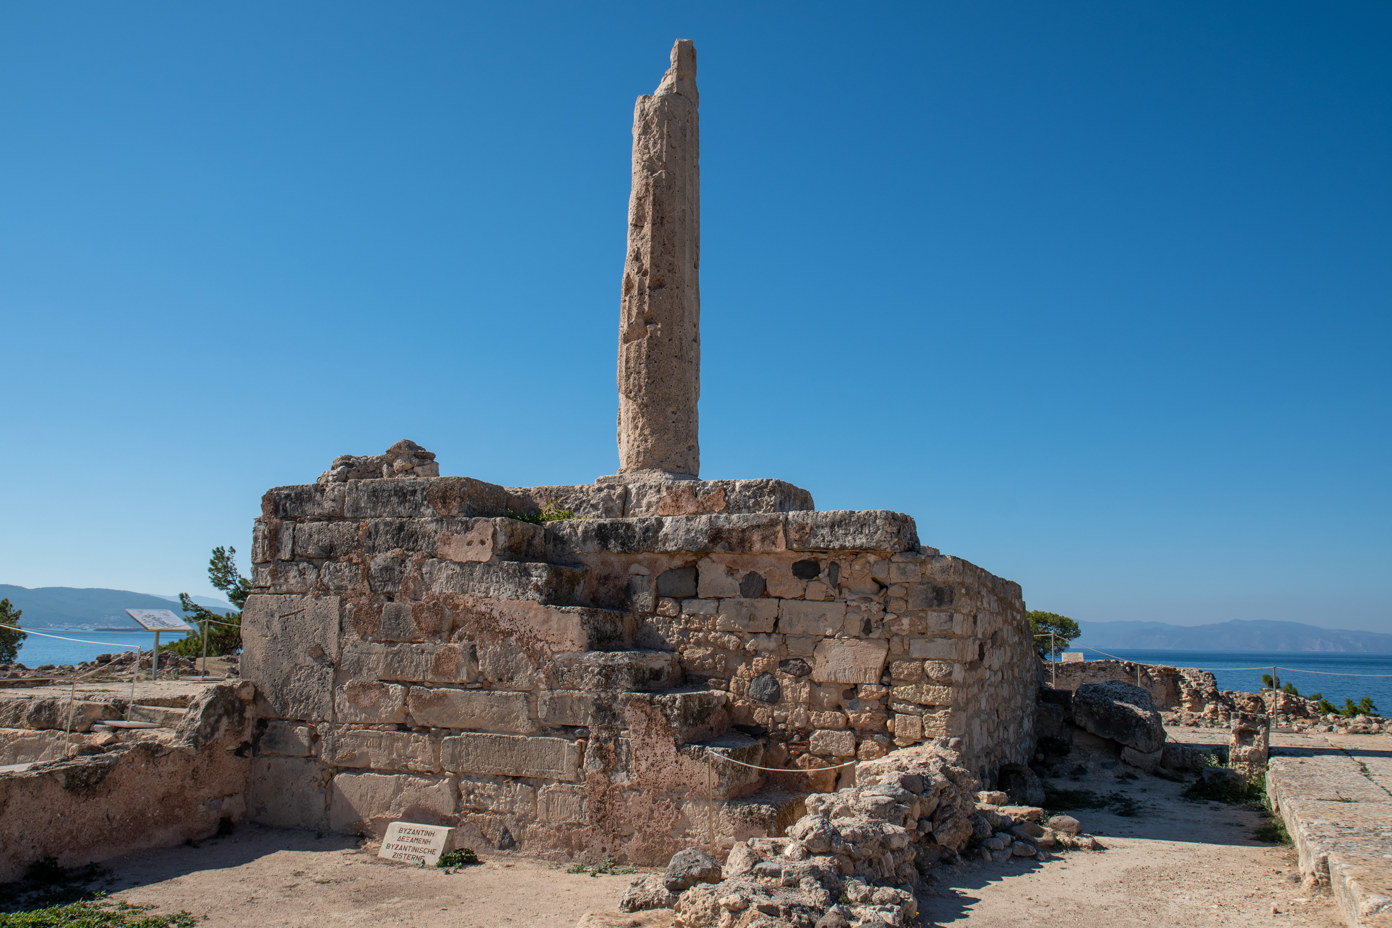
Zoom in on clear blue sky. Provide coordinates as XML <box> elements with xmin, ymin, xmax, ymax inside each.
<box><xmin>2</xmin><ymin>2</ymin><xmax>1388</xmax><ymax>633</ymax></box>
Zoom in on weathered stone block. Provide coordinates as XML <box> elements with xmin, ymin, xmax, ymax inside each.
<box><xmin>696</xmin><ymin>558</ymin><xmax>741</xmax><ymax>598</ymax></box>
<box><xmin>909</xmin><ymin>637</ymin><xmax>975</xmax><ymax>661</ymax></box>
<box><xmin>808</xmin><ymin>728</ymin><xmax>856</xmax><ymax>758</ymax></box>
<box><xmin>262</xmin><ymin>483</ymin><xmax>345</xmax><ymax>520</ymax></box>
<box><xmin>408</xmin><ymin>688</ymin><xmax>535</xmax><ymax>733</ymax></box>
<box><xmin>291</xmin><ymin>521</ymin><xmax>360</xmax><ymax>559</ymax></box>
<box><xmin>252</xmin><ymin>562</ymin><xmax>318</xmax><ymax>593</ymax></box>
<box><xmin>477</xmin><ymin>643</ymin><xmax>535</xmax><ymax>688</ymax></box>
<box><xmin>335</xmin><ymin>681</ymin><xmax>408</xmax><ymax>724</ymax></box>
<box><xmin>440</xmin><ymin>733</ymin><xmax>579</xmax><ymax>781</ymax></box>
<box><xmin>457</xmin><ymin>777</ymin><xmax>537</xmax><ymax>817</ymax></box>
<box><xmin>329</xmin><ymin>771</ymin><xmax>457</xmax><ymax>835</ymax></box>
<box><xmin>889</xmin><ymin>684</ymin><xmax>953</xmax><ymax>707</ymax></box>
<box><xmin>811</xmin><ymin>638</ymin><xmax>889</xmax><ymax>685</ymax></box>
<box><xmin>539</xmin><ymin>690</ymin><xmax>596</xmax><ymax>727</ymax></box>
<box><xmin>893</xmin><ymin>713</ymin><xmax>924</xmax><ymax>743</ymax></box>
<box><xmin>420</xmin><ymin>560</ymin><xmax>585</xmax><ymax>605</ymax></box>
<box><xmin>778</xmin><ymin>600</ymin><xmax>847</xmax><ymax>636</ymax></box>
<box><xmin>551</xmin><ymin>651</ymin><xmax>679</xmax><ymax>693</ymax></box>
<box><xmin>248</xmin><ymin>757</ymin><xmax>328</xmax><ymax>830</ymax></box>
<box><xmin>363</xmin><ymin>519</ymin><xmax>442</xmax><ymax>555</ymax></box>
<box><xmin>785</xmin><ymin>510</ymin><xmax>918</xmax><ymax>553</ymax></box>
<box><xmin>537</xmin><ymin>784</ymin><xmax>586</xmax><ymax>823</ymax></box>
<box><xmin>259</xmin><ymin>721</ymin><xmax>316</xmax><ymax>757</ymax></box>
<box><xmin>656</xmin><ymin>566</ymin><xmax>698</xmax><ymax>598</ymax></box>
<box><xmin>332</xmin><ymin>729</ymin><xmax>436</xmax><ymax>772</ymax></box>
<box><xmin>907</xmin><ymin>583</ymin><xmax>956</xmax><ymax>610</ymax></box>
<box><xmin>714</xmin><ymin>599</ymin><xmax>779</xmax><ymax>633</ymax></box>
<box><xmin>242</xmin><ymin>594</ymin><xmax>340</xmax><ymax>720</ymax></box>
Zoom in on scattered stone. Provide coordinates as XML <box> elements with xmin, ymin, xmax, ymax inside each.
<box><xmin>1046</xmin><ymin>814</ymin><xmax>1081</xmax><ymax>835</ymax></box>
<box><xmin>1072</xmin><ymin>681</ymin><xmax>1165</xmax><ymax>754</ymax></box>
<box><xmin>664</xmin><ymin>848</ymin><xmax>722</xmax><ymax>893</ymax></box>
<box><xmin>620</xmin><ymin>875</ymin><xmax>679</xmax><ymax>913</ymax></box>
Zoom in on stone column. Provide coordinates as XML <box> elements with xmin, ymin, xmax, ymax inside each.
<box><xmin>616</xmin><ymin>39</ymin><xmax>700</xmax><ymax>479</ymax></box>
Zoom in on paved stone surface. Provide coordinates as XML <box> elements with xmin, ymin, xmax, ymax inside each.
<box><xmin>1267</xmin><ymin>732</ymin><xmax>1392</xmax><ymax>928</ymax></box>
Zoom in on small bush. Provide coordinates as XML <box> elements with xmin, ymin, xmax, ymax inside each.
<box><xmin>436</xmin><ymin>849</ymin><xmax>480</xmax><ymax>871</ymax></box>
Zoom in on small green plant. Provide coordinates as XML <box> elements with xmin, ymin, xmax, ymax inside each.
<box><xmin>1184</xmin><ymin>768</ymin><xmax>1264</xmax><ymax>805</ymax></box>
<box><xmin>436</xmin><ymin>848</ymin><xmax>481</xmax><ymax>872</ymax></box>
<box><xmin>0</xmin><ymin>898</ymin><xmax>201</xmax><ymax>926</ymax></box>
<box><xmin>566</xmin><ymin>858</ymin><xmax>638</xmax><ymax>878</ymax></box>
<box><xmin>506</xmin><ymin>502</ymin><xmax>580</xmax><ymax>525</ymax></box>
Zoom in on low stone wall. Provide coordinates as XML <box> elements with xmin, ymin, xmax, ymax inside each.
<box><xmin>0</xmin><ymin>685</ymin><xmax>254</xmax><ymax>883</ymax></box>
<box><xmin>243</xmin><ymin>473</ymin><xmax>1036</xmax><ymax>864</ymax></box>
<box><xmin>1045</xmin><ymin>659</ymin><xmax>1213</xmax><ymax>712</ymax></box>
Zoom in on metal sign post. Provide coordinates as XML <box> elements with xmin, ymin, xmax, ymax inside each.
<box><xmin>124</xmin><ymin>609</ymin><xmax>193</xmax><ymax>683</ymax></box>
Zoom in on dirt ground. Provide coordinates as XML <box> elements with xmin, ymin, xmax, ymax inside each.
<box><xmin>8</xmin><ymin>741</ymin><xmax>1349</xmax><ymax>928</ymax></box>
<box><xmin>915</xmin><ymin>746</ymin><xmax>1344</xmax><ymax>928</ymax></box>
<box><xmin>89</xmin><ymin>829</ymin><xmax>635</xmax><ymax>928</ymax></box>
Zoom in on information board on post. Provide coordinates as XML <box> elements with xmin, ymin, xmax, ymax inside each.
<box><xmin>125</xmin><ymin>609</ymin><xmax>193</xmax><ymax>632</ymax></box>
<box><xmin>378</xmin><ymin>822</ymin><xmax>454</xmax><ymax>866</ymax></box>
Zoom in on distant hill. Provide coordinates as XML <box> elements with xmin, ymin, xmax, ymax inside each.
<box><xmin>0</xmin><ymin>585</ymin><xmax>236</xmax><ymax>629</ymax></box>
<box><xmin>1078</xmin><ymin>619</ymin><xmax>1392</xmax><ymax>653</ymax></box>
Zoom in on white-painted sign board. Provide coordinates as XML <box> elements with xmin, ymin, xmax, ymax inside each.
<box><xmin>125</xmin><ymin>609</ymin><xmax>193</xmax><ymax>632</ymax></box>
<box><xmin>1061</xmin><ymin>651</ymin><xmax>1085</xmax><ymax>663</ymax></box>
<box><xmin>378</xmin><ymin>822</ymin><xmax>453</xmax><ymax>866</ymax></box>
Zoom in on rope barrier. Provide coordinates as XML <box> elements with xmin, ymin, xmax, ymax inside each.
<box><xmin>1270</xmin><ymin>666</ymin><xmax>1392</xmax><ymax>678</ymax></box>
<box><xmin>0</xmin><ymin>621</ymin><xmax>141</xmax><ymax>650</ymax></box>
<box><xmin>1051</xmin><ymin>644</ymin><xmax>1392</xmax><ymax>678</ymax></box>
<box><xmin>705</xmin><ymin>752</ymin><xmax>859</xmax><ymax>773</ymax></box>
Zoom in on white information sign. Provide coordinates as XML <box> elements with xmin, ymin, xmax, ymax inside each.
<box><xmin>125</xmin><ymin>609</ymin><xmax>193</xmax><ymax>632</ymax></box>
<box><xmin>1061</xmin><ymin>651</ymin><xmax>1086</xmax><ymax>663</ymax></box>
<box><xmin>378</xmin><ymin>822</ymin><xmax>453</xmax><ymax>866</ymax></box>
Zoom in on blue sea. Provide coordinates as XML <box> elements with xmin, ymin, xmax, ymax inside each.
<box><xmin>1063</xmin><ymin>649</ymin><xmax>1392</xmax><ymax>714</ymax></box>
<box><xmin>13</xmin><ymin>628</ymin><xmax>192</xmax><ymax>667</ymax></box>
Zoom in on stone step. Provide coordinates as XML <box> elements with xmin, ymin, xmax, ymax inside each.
<box><xmin>679</xmin><ymin>732</ymin><xmax>766</xmax><ymax>799</ymax></box>
<box><xmin>127</xmin><ymin>704</ymin><xmax>186</xmax><ymax>727</ymax></box>
<box><xmin>631</xmin><ymin>688</ymin><xmax>731</xmax><ymax>745</ymax></box>
<box><xmin>92</xmin><ymin>720</ymin><xmax>162</xmax><ymax>731</ymax></box>
<box><xmin>549</xmin><ymin>650</ymin><xmax>681</xmax><ymax>693</ymax></box>
<box><xmin>548</xmin><ymin>606</ymin><xmax>632</xmax><ymax>653</ymax></box>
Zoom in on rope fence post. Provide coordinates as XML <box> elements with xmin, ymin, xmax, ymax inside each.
<box><xmin>1050</xmin><ymin>633</ymin><xmax>1056</xmax><ymax>688</ymax></box>
<box><xmin>65</xmin><ymin>675</ymin><xmax>77</xmax><ymax>757</ymax></box>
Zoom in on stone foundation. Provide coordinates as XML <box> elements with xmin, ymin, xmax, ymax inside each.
<box><xmin>243</xmin><ymin>472</ymin><xmax>1036</xmax><ymax>863</ymax></box>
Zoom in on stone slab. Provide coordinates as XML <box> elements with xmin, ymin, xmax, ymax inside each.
<box><xmin>378</xmin><ymin>821</ymin><xmax>454</xmax><ymax>866</ymax></box>
<box><xmin>440</xmin><ymin>732</ymin><xmax>580</xmax><ymax>782</ymax></box>
<box><xmin>1268</xmin><ymin>741</ymin><xmax>1392</xmax><ymax>928</ymax></box>
<box><xmin>241</xmin><ymin>594</ymin><xmax>340</xmax><ymax>721</ymax></box>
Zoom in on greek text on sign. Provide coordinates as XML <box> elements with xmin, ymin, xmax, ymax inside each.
<box><xmin>378</xmin><ymin>821</ymin><xmax>453</xmax><ymax>866</ymax></box>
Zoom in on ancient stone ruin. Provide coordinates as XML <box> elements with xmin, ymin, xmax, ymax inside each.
<box><xmin>239</xmin><ymin>40</ymin><xmax>1038</xmax><ymax>865</ymax></box>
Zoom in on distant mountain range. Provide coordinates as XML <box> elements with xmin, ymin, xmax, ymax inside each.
<box><xmin>0</xmin><ymin>585</ymin><xmax>236</xmax><ymax>629</ymax></box>
<box><xmin>1077</xmin><ymin>619</ymin><xmax>1392</xmax><ymax>653</ymax></box>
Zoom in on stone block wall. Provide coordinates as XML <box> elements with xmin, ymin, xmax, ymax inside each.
<box><xmin>242</xmin><ymin>473</ymin><xmax>1035</xmax><ymax>864</ymax></box>
<box><xmin>0</xmin><ymin>685</ymin><xmax>253</xmax><ymax>883</ymax></box>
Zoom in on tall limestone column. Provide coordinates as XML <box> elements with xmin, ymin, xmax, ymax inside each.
<box><xmin>617</xmin><ymin>39</ymin><xmax>700</xmax><ymax>479</ymax></box>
